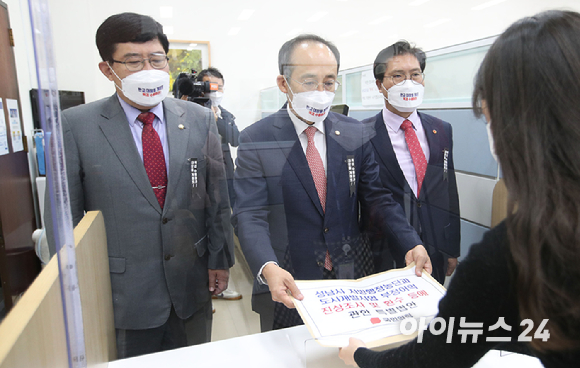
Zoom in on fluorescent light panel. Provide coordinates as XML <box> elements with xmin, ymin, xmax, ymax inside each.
<box><xmin>238</xmin><ymin>9</ymin><xmax>255</xmax><ymax>21</ymax></box>
<box><xmin>228</xmin><ymin>27</ymin><xmax>241</xmax><ymax>36</ymax></box>
<box><xmin>409</xmin><ymin>0</ymin><xmax>431</xmax><ymax>5</ymax></box>
<box><xmin>424</xmin><ymin>18</ymin><xmax>450</xmax><ymax>28</ymax></box>
<box><xmin>472</xmin><ymin>0</ymin><xmax>507</xmax><ymax>10</ymax></box>
<box><xmin>341</xmin><ymin>30</ymin><xmax>359</xmax><ymax>37</ymax></box>
<box><xmin>286</xmin><ymin>28</ymin><xmax>303</xmax><ymax>36</ymax></box>
<box><xmin>307</xmin><ymin>11</ymin><xmax>328</xmax><ymax>22</ymax></box>
<box><xmin>160</xmin><ymin>6</ymin><xmax>173</xmax><ymax>18</ymax></box>
<box><xmin>369</xmin><ymin>16</ymin><xmax>393</xmax><ymax>25</ymax></box>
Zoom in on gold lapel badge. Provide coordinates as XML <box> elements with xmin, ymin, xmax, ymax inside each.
<box><xmin>335</xmin><ymin>130</ymin><xmax>341</xmax><ymax>136</ymax></box>
<box><xmin>178</xmin><ymin>124</ymin><xmax>185</xmax><ymax>130</ymax></box>
<box><xmin>433</xmin><ymin>129</ymin><xmax>437</xmax><ymax>134</ymax></box>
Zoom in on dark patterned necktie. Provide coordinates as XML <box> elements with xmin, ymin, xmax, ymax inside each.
<box><xmin>401</xmin><ymin>119</ymin><xmax>427</xmax><ymax>197</ymax></box>
<box><xmin>138</xmin><ymin>112</ymin><xmax>167</xmax><ymax>208</ymax></box>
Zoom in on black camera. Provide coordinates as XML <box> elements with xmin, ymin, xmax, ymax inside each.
<box><xmin>173</xmin><ymin>69</ymin><xmax>218</xmax><ymax>106</ymax></box>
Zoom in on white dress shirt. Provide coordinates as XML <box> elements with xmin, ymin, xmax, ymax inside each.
<box><xmin>382</xmin><ymin>108</ymin><xmax>430</xmax><ymax>197</ymax></box>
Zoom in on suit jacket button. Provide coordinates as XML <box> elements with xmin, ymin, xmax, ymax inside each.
<box><xmin>317</xmin><ymin>261</ymin><xmax>324</xmax><ymax>267</ymax></box>
<box><xmin>162</xmin><ymin>218</ymin><xmax>169</xmax><ymax>224</ymax></box>
<box><xmin>324</xmin><ymin>227</ymin><xmax>329</xmax><ymax>233</ymax></box>
<box><xmin>417</xmin><ymin>202</ymin><xmax>422</xmax><ymax>208</ymax></box>
<box><xmin>164</xmin><ymin>254</ymin><xmax>171</xmax><ymax>261</ymax></box>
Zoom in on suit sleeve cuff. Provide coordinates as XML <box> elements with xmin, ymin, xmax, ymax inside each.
<box><xmin>257</xmin><ymin>261</ymin><xmax>278</xmax><ymax>285</ymax></box>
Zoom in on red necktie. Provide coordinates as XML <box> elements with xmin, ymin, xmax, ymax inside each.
<box><xmin>138</xmin><ymin>112</ymin><xmax>167</xmax><ymax>209</ymax></box>
<box><xmin>401</xmin><ymin>119</ymin><xmax>427</xmax><ymax>197</ymax></box>
<box><xmin>304</xmin><ymin>126</ymin><xmax>332</xmax><ymax>271</ymax></box>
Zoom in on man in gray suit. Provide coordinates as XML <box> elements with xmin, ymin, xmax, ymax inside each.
<box><xmin>48</xmin><ymin>13</ymin><xmax>234</xmax><ymax>358</ymax></box>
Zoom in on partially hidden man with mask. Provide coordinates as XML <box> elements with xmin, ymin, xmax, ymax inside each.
<box><xmin>196</xmin><ymin>68</ymin><xmax>242</xmax><ymax>301</ymax></box>
<box><xmin>196</xmin><ymin>68</ymin><xmax>240</xmax><ymax>209</ymax></box>
<box><xmin>361</xmin><ymin>41</ymin><xmax>461</xmax><ymax>285</ymax></box>
<box><xmin>232</xmin><ymin>34</ymin><xmax>432</xmax><ymax>332</ymax></box>
<box><xmin>45</xmin><ymin>13</ymin><xmax>234</xmax><ymax>358</ymax></box>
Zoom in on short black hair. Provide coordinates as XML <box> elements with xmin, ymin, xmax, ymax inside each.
<box><xmin>373</xmin><ymin>40</ymin><xmax>426</xmax><ymax>81</ymax></box>
<box><xmin>96</xmin><ymin>12</ymin><xmax>169</xmax><ymax>62</ymax></box>
<box><xmin>278</xmin><ymin>34</ymin><xmax>340</xmax><ymax>78</ymax></box>
<box><xmin>196</xmin><ymin>67</ymin><xmax>224</xmax><ymax>83</ymax></box>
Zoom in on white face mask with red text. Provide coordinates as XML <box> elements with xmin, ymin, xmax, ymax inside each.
<box><xmin>382</xmin><ymin>80</ymin><xmax>424</xmax><ymax>113</ymax></box>
<box><xmin>108</xmin><ymin>63</ymin><xmax>169</xmax><ymax>107</ymax></box>
<box><xmin>289</xmin><ymin>90</ymin><xmax>335</xmax><ymax>123</ymax></box>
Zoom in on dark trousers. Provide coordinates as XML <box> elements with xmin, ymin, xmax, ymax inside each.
<box><xmin>115</xmin><ymin>302</ymin><xmax>212</xmax><ymax>359</ymax></box>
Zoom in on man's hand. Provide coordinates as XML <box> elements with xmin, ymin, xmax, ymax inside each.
<box><xmin>262</xmin><ymin>263</ymin><xmax>304</xmax><ymax>308</ymax></box>
<box><xmin>446</xmin><ymin>257</ymin><xmax>458</xmax><ymax>277</ymax></box>
<box><xmin>405</xmin><ymin>245</ymin><xmax>432</xmax><ymax>277</ymax></box>
<box><xmin>338</xmin><ymin>337</ymin><xmax>367</xmax><ymax>367</ymax></box>
<box><xmin>208</xmin><ymin>269</ymin><xmax>229</xmax><ymax>295</ymax></box>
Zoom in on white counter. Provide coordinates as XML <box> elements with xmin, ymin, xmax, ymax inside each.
<box><xmin>107</xmin><ymin>325</ymin><xmax>543</xmax><ymax>368</ymax></box>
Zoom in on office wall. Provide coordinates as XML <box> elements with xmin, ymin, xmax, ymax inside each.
<box><xmin>8</xmin><ymin>0</ymin><xmax>580</xmax><ymax>136</ymax></box>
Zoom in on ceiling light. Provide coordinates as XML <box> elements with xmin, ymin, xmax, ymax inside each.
<box><xmin>228</xmin><ymin>27</ymin><xmax>241</xmax><ymax>36</ymax></box>
<box><xmin>160</xmin><ymin>6</ymin><xmax>173</xmax><ymax>18</ymax></box>
<box><xmin>341</xmin><ymin>30</ymin><xmax>359</xmax><ymax>38</ymax></box>
<box><xmin>409</xmin><ymin>0</ymin><xmax>430</xmax><ymax>5</ymax></box>
<box><xmin>238</xmin><ymin>9</ymin><xmax>255</xmax><ymax>21</ymax></box>
<box><xmin>307</xmin><ymin>11</ymin><xmax>328</xmax><ymax>22</ymax></box>
<box><xmin>369</xmin><ymin>16</ymin><xmax>393</xmax><ymax>25</ymax></box>
<box><xmin>472</xmin><ymin>0</ymin><xmax>507</xmax><ymax>11</ymax></box>
<box><xmin>424</xmin><ymin>18</ymin><xmax>450</xmax><ymax>28</ymax></box>
<box><xmin>286</xmin><ymin>28</ymin><xmax>302</xmax><ymax>36</ymax></box>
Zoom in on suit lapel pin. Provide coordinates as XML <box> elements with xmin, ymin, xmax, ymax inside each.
<box><xmin>433</xmin><ymin>129</ymin><xmax>437</xmax><ymax>134</ymax></box>
<box><xmin>178</xmin><ymin>124</ymin><xmax>185</xmax><ymax>130</ymax></box>
<box><xmin>335</xmin><ymin>130</ymin><xmax>341</xmax><ymax>136</ymax></box>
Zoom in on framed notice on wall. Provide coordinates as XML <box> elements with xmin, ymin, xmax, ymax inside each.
<box><xmin>167</xmin><ymin>40</ymin><xmax>211</xmax><ymax>92</ymax></box>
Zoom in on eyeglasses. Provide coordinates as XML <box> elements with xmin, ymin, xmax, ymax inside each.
<box><xmin>288</xmin><ymin>77</ymin><xmax>341</xmax><ymax>92</ymax></box>
<box><xmin>384</xmin><ymin>72</ymin><xmax>425</xmax><ymax>86</ymax></box>
<box><xmin>111</xmin><ymin>53</ymin><xmax>169</xmax><ymax>72</ymax></box>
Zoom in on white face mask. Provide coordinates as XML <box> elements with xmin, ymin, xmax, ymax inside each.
<box><xmin>209</xmin><ymin>91</ymin><xmax>224</xmax><ymax>107</ymax></box>
<box><xmin>486</xmin><ymin>123</ymin><xmax>498</xmax><ymax>162</ymax></box>
<box><xmin>286</xmin><ymin>80</ymin><xmax>335</xmax><ymax>123</ymax></box>
<box><xmin>382</xmin><ymin>80</ymin><xmax>424</xmax><ymax>113</ymax></box>
<box><xmin>108</xmin><ymin>64</ymin><xmax>169</xmax><ymax>107</ymax></box>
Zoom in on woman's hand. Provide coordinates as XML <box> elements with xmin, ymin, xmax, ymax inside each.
<box><xmin>338</xmin><ymin>337</ymin><xmax>367</xmax><ymax>367</ymax></box>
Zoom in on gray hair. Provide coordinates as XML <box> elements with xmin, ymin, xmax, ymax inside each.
<box><xmin>278</xmin><ymin>34</ymin><xmax>340</xmax><ymax>79</ymax></box>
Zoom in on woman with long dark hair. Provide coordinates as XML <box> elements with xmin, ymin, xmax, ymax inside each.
<box><xmin>339</xmin><ymin>10</ymin><xmax>580</xmax><ymax>368</ymax></box>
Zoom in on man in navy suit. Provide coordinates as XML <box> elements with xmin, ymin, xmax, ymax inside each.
<box><xmin>232</xmin><ymin>34</ymin><xmax>432</xmax><ymax>332</ymax></box>
<box><xmin>361</xmin><ymin>41</ymin><xmax>461</xmax><ymax>285</ymax></box>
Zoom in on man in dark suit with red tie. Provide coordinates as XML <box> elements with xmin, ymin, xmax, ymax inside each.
<box><xmin>233</xmin><ymin>34</ymin><xmax>432</xmax><ymax>332</ymax></box>
<box><xmin>361</xmin><ymin>41</ymin><xmax>461</xmax><ymax>285</ymax></box>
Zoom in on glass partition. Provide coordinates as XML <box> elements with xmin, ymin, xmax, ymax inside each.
<box><xmin>5</xmin><ymin>1</ymin><xmax>580</xmax><ymax>366</ymax></box>
<box><xmin>423</xmin><ymin>45</ymin><xmax>490</xmax><ymax>105</ymax></box>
